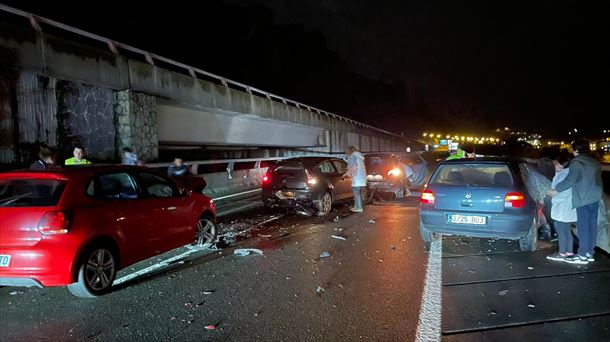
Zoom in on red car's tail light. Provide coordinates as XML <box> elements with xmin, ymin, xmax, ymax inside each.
<box><xmin>504</xmin><ymin>192</ymin><xmax>526</xmax><ymax>208</ymax></box>
<box><xmin>421</xmin><ymin>189</ymin><xmax>435</xmax><ymax>204</ymax></box>
<box><xmin>38</xmin><ymin>210</ymin><xmax>72</xmax><ymax>234</ymax></box>
<box><xmin>262</xmin><ymin>173</ymin><xmax>270</xmax><ymax>184</ymax></box>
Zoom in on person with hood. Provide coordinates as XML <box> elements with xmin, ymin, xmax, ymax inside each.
<box><xmin>549</xmin><ymin>138</ymin><xmax>603</xmax><ymax>264</ymax></box>
<box><xmin>343</xmin><ymin>146</ymin><xmax>367</xmax><ymax>213</ymax></box>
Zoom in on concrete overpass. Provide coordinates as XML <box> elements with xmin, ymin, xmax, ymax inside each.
<box><xmin>0</xmin><ymin>4</ymin><xmax>418</xmax><ymax>164</ymax></box>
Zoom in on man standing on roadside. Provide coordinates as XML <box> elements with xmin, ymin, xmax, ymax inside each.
<box><xmin>343</xmin><ymin>146</ymin><xmax>367</xmax><ymax>213</ymax></box>
<box><xmin>30</xmin><ymin>145</ymin><xmax>57</xmax><ymax>170</ymax></box>
<box><xmin>65</xmin><ymin>145</ymin><xmax>92</xmax><ymax>165</ymax></box>
<box><xmin>549</xmin><ymin>138</ymin><xmax>602</xmax><ymax>264</ymax></box>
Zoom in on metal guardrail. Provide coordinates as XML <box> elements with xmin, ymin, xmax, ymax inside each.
<box><xmin>147</xmin><ymin>152</ymin><xmax>413</xmax><ymax>202</ymax></box>
<box><xmin>148</xmin><ymin>154</ymin><xmax>350</xmax><ymax>201</ymax></box>
<box><xmin>0</xmin><ymin>3</ymin><xmax>403</xmax><ymax>139</ymax></box>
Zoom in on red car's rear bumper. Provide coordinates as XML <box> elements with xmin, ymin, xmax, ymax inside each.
<box><xmin>0</xmin><ymin>239</ymin><xmax>79</xmax><ymax>287</ymax></box>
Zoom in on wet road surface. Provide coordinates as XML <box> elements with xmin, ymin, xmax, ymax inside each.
<box><xmin>0</xmin><ymin>201</ymin><xmax>428</xmax><ymax>341</ymax></box>
<box><xmin>441</xmin><ymin>237</ymin><xmax>610</xmax><ymax>341</ymax></box>
<box><xmin>2</xmin><ymin>196</ymin><xmax>609</xmax><ymax>341</ymax></box>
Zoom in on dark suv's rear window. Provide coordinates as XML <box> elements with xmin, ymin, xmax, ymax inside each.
<box><xmin>431</xmin><ymin>164</ymin><xmax>514</xmax><ymax>187</ymax></box>
<box><xmin>0</xmin><ymin>179</ymin><xmax>67</xmax><ymax>207</ymax></box>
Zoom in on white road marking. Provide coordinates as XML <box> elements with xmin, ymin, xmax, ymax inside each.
<box><xmin>415</xmin><ymin>239</ymin><xmax>443</xmax><ymax>342</ymax></box>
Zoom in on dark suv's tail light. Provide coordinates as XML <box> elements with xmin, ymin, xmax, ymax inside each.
<box><xmin>305</xmin><ymin>169</ymin><xmax>318</xmax><ymax>186</ymax></box>
<box><xmin>38</xmin><ymin>210</ymin><xmax>72</xmax><ymax>234</ymax></box>
<box><xmin>421</xmin><ymin>189</ymin><xmax>435</xmax><ymax>204</ymax></box>
<box><xmin>504</xmin><ymin>192</ymin><xmax>525</xmax><ymax>208</ymax></box>
<box><xmin>262</xmin><ymin>172</ymin><xmax>271</xmax><ymax>184</ymax></box>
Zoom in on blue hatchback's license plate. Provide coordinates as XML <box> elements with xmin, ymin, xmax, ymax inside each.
<box><xmin>0</xmin><ymin>254</ymin><xmax>11</xmax><ymax>267</ymax></box>
<box><xmin>448</xmin><ymin>214</ymin><xmax>487</xmax><ymax>225</ymax></box>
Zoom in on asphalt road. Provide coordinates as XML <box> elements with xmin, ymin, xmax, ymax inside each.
<box><xmin>2</xmin><ymin>196</ymin><xmax>608</xmax><ymax>342</ymax></box>
<box><xmin>441</xmin><ymin>237</ymin><xmax>610</xmax><ymax>341</ymax></box>
<box><xmin>0</xmin><ymin>200</ymin><xmax>429</xmax><ymax>341</ymax></box>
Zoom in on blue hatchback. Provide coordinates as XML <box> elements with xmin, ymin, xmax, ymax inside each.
<box><xmin>419</xmin><ymin>157</ymin><xmax>540</xmax><ymax>251</ymax></box>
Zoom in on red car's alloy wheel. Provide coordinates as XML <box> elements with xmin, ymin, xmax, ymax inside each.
<box><xmin>195</xmin><ymin>218</ymin><xmax>217</xmax><ymax>248</ymax></box>
<box><xmin>85</xmin><ymin>249</ymin><xmax>116</xmax><ymax>291</ymax></box>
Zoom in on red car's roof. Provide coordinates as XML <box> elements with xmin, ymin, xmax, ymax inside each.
<box><xmin>0</xmin><ymin>165</ymin><xmax>154</xmax><ymax>179</ymax></box>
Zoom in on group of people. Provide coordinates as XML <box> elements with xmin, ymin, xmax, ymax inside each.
<box><xmin>29</xmin><ymin>144</ymin><xmax>189</xmax><ymax>178</ymax></box>
<box><xmin>545</xmin><ymin>138</ymin><xmax>603</xmax><ymax>264</ymax></box>
<box><xmin>30</xmin><ymin>144</ymin><xmax>91</xmax><ymax>170</ymax></box>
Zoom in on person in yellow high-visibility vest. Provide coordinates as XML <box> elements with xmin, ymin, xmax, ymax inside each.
<box><xmin>65</xmin><ymin>145</ymin><xmax>92</xmax><ymax>165</ymax></box>
<box><xmin>445</xmin><ymin>146</ymin><xmax>467</xmax><ymax>160</ymax></box>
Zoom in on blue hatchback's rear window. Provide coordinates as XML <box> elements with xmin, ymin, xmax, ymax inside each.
<box><xmin>0</xmin><ymin>179</ymin><xmax>66</xmax><ymax>207</ymax></box>
<box><xmin>431</xmin><ymin>164</ymin><xmax>514</xmax><ymax>187</ymax></box>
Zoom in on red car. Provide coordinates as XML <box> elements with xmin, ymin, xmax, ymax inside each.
<box><xmin>0</xmin><ymin>166</ymin><xmax>216</xmax><ymax>297</ymax></box>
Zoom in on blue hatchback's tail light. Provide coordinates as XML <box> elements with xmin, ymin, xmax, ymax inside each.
<box><xmin>504</xmin><ymin>192</ymin><xmax>525</xmax><ymax>208</ymax></box>
<box><xmin>421</xmin><ymin>189</ymin><xmax>435</xmax><ymax>204</ymax></box>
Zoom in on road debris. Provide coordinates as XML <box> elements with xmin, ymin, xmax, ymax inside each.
<box><xmin>498</xmin><ymin>290</ymin><xmax>509</xmax><ymax>296</ymax></box>
<box><xmin>204</xmin><ymin>325</ymin><xmax>217</xmax><ymax>330</ymax></box>
<box><xmin>9</xmin><ymin>291</ymin><xmax>24</xmax><ymax>295</ymax></box>
<box><xmin>258</xmin><ymin>234</ymin><xmax>272</xmax><ymax>238</ymax></box>
<box><xmin>202</xmin><ymin>290</ymin><xmax>214</xmax><ymax>295</ymax></box>
<box><xmin>390</xmin><ymin>245</ymin><xmax>396</xmax><ymax>250</ymax></box>
<box><xmin>378</xmin><ymin>259</ymin><xmax>384</xmax><ymax>263</ymax></box>
<box><xmin>333</xmin><ymin>216</ymin><xmax>340</xmax><ymax>222</ymax></box>
<box><xmin>527</xmin><ymin>266</ymin><xmax>534</xmax><ymax>270</ymax></box>
<box><xmin>234</xmin><ymin>248</ymin><xmax>264</xmax><ymax>256</ymax></box>
<box><xmin>316</xmin><ymin>286</ymin><xmax>325</xmax><ymax>294</ymax></box>
<box><xmin>368</xmin><ymin>219</ymin><xmax>376</xmax><ymax>224</ymax></box>
<box><xmin>331</xmin><ymin>235</ymin><xmax>346</xmax><ymax>240</ymax></box>
<box><xmin>527</xmin><ymin>304</ymin><xmax>536</xmax><ymax>308</ymax></box>
<box><xmin>320</xmin><ymin>251</ymin><xmax>331</xmax><ymax>258</ymax></box>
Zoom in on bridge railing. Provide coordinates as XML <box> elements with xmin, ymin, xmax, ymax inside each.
<box><xmin>0</xmin><ymin>4</ymin><xmax>402</xmax><ymax>139</ymax></box>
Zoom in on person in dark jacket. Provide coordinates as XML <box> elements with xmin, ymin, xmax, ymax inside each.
<box><xmin>168</xmin><ymin>158</ymin><xmax>189</xmax><ymax>177</ymax></box>
<box><xmin>549</xmin><ymin>138</ymin><xmax>603</xmax><ymax>264</ymax></box>
<box><xmin>30</xmin><ymin>145</ymin><xmax>56</xmax><ymax>170</ymax></box>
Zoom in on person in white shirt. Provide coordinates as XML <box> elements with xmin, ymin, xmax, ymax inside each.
<box><xmin>546</xmin><ymin>153</ymin><xmax>577</xmax><ymax>262</ymax></box>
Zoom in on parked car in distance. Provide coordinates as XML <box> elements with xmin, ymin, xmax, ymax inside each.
<box><xmin>0</xmin><ymin>166</ymin><xmax>216</xmax><ymax>297</ymax></box>
<box><xmin>419</xmin><ymin>157</ymin><xmax>539</xmax><ymax>251</ymax></box>
<box><xmin>262</xmin><ymin>157</ymin><xmax>365</xmax><ymax>216</ymax></box>
<box><xmin>365</xmin><ymin>154</ymin><xmax>408</xmax><ymax>198</ymax></box>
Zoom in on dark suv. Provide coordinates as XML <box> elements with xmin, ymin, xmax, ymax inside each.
<box><xmin>262</xmin><ymin>157</ymin><xmax>363</xmax><ymax>216</ymax></box>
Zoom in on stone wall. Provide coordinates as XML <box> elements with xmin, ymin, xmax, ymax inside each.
<box><xmin>114</xmin><ymin>90</ymin><xmax>158</xmax><ymax>162</ymax></box>
<box><xmin>57</xmin><ymin>81</ymin><xmax>116</xmax><ymax>160</ymax></box>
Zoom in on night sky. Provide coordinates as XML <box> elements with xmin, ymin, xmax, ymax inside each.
<box><xmin>3</xmin><ymin>0</ymin><xmax>608</xmax><ymax>139</ymax></box>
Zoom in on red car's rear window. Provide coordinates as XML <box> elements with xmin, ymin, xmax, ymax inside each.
<box><xmin>0</xmin><ymin>179</ymin><xmax>67</xmax><ymax>207</ymax></box>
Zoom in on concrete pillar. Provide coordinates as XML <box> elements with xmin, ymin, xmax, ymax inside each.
<box><xmin>114</xmin><ymin>90</ymin><xmax>158</xmax><ymax>162</ymax></box>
